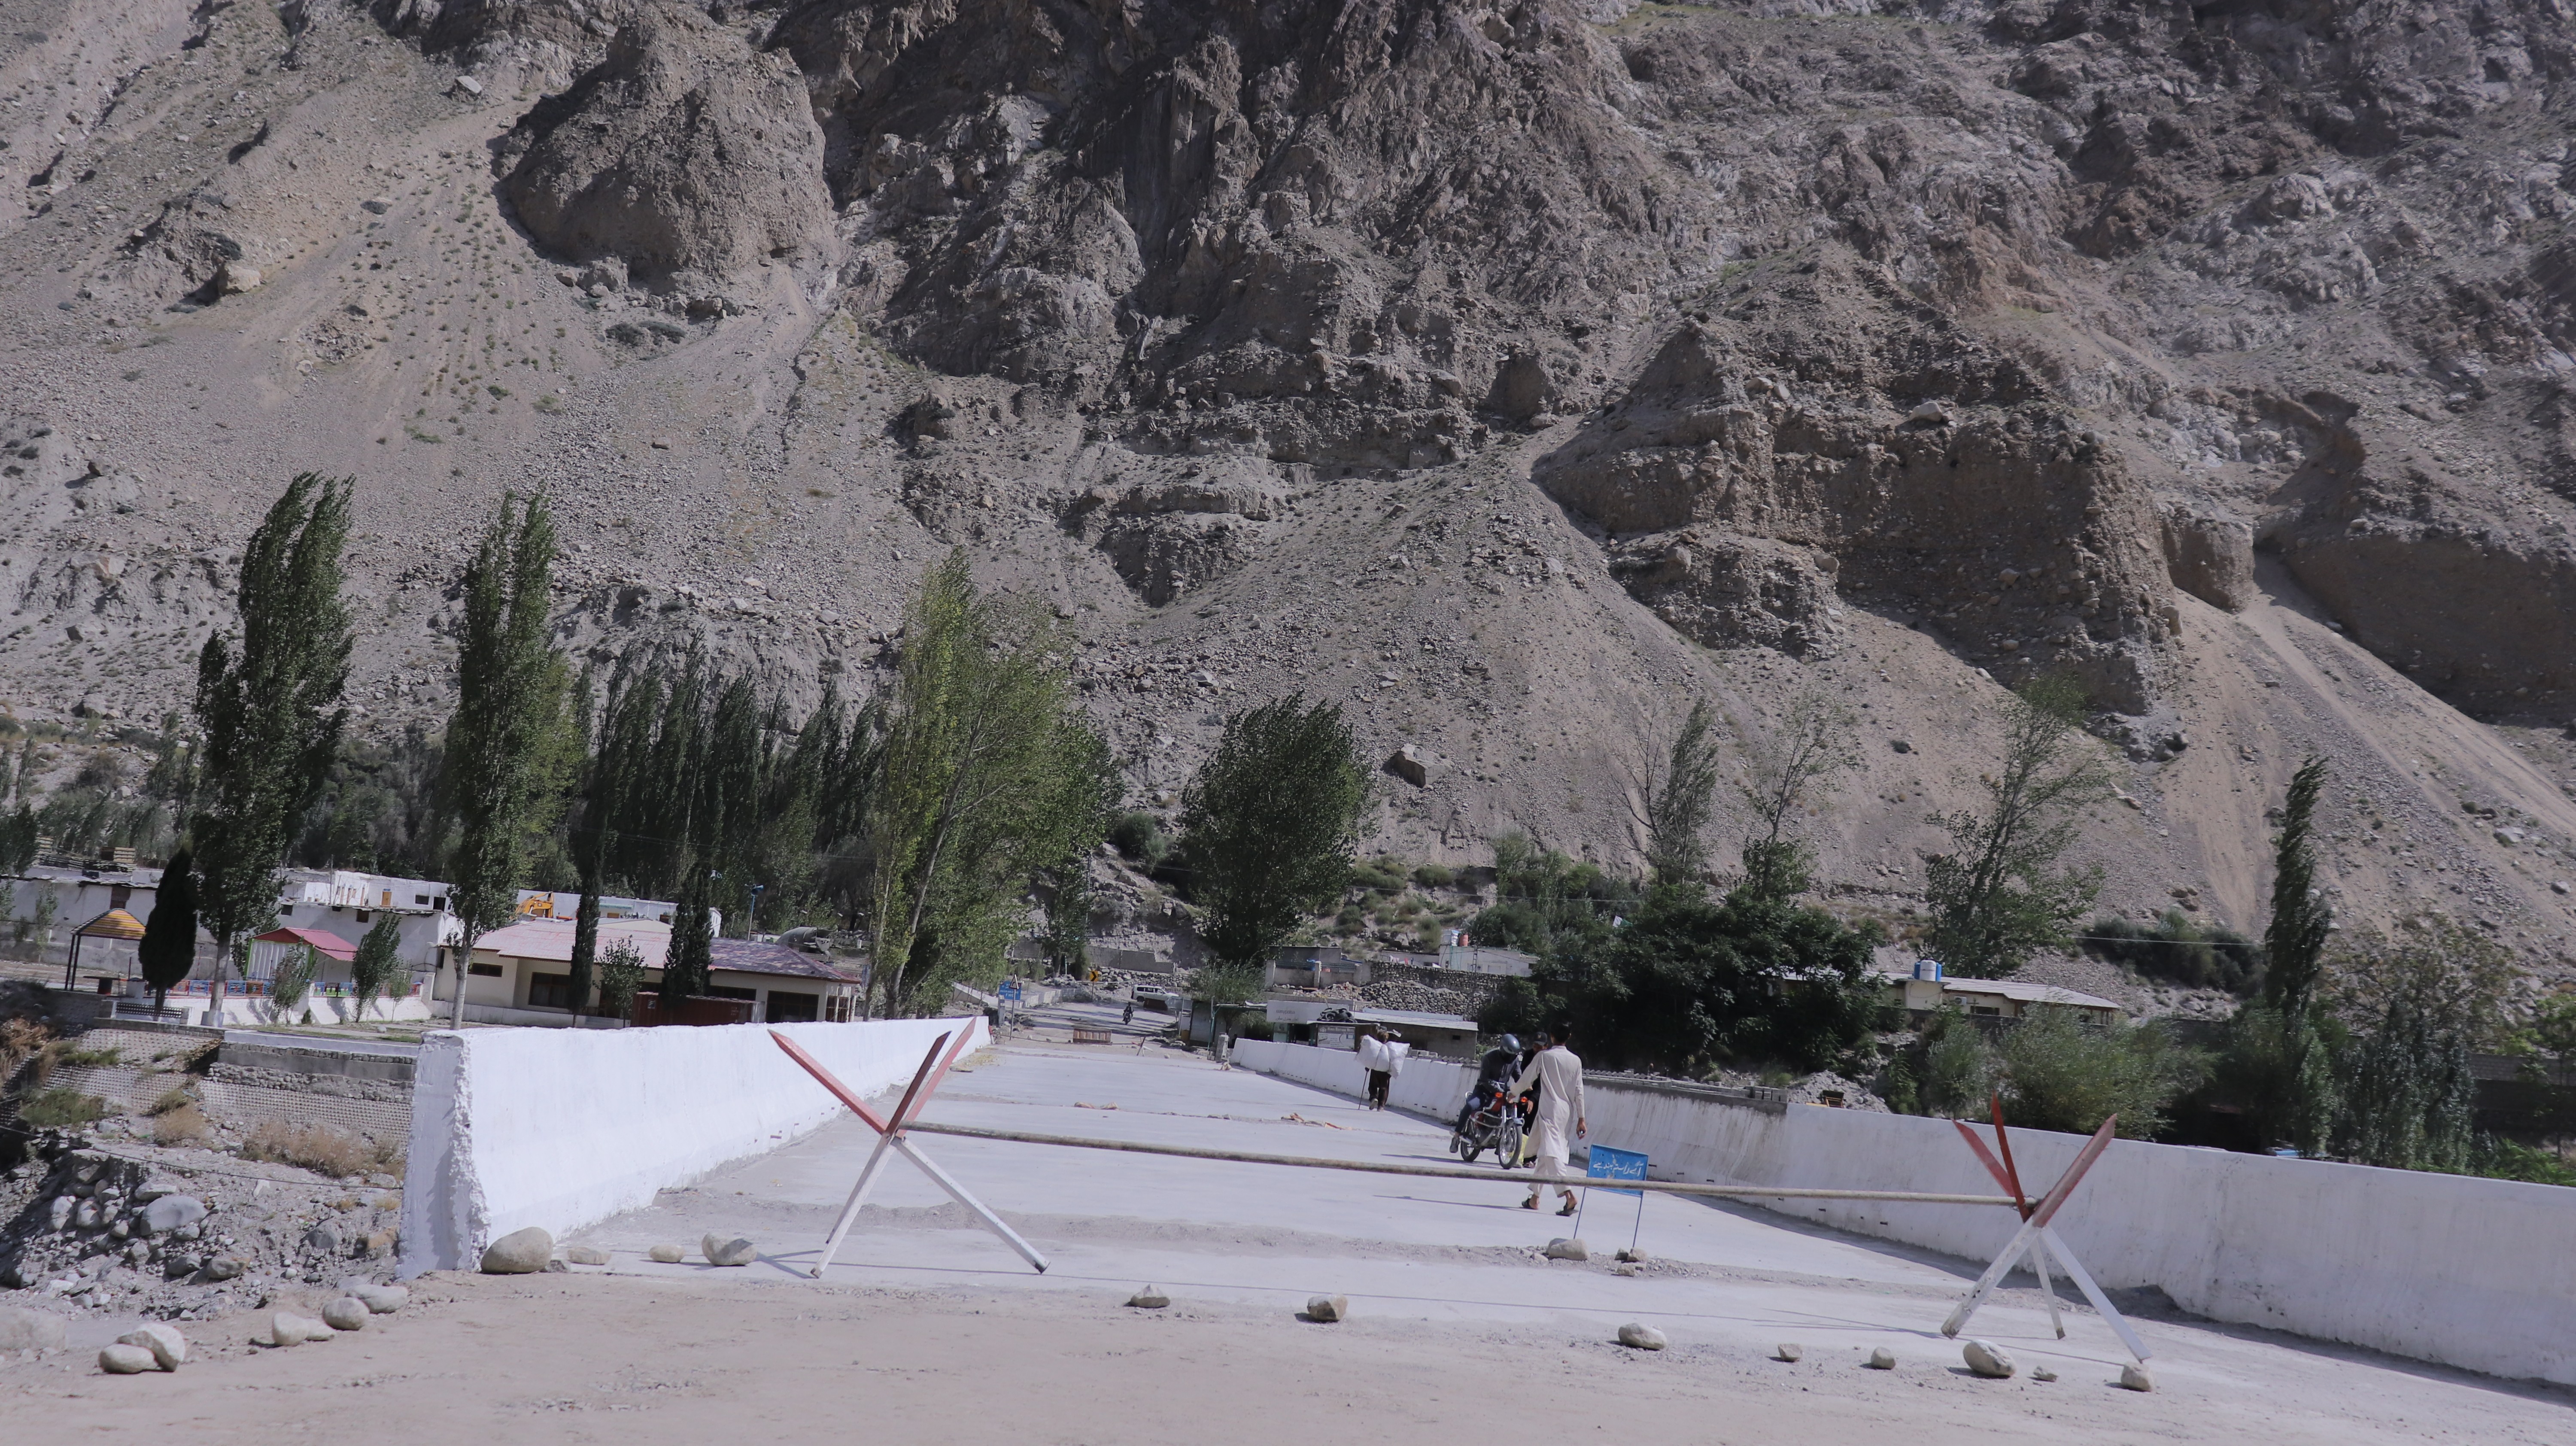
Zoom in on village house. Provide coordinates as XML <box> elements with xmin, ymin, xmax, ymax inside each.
<box><xmin>1879</xmin><ymin>962</ymin><xmax>2123</xmax><ymax>1027</ymax></box>
<box><xmin>437</xmin><ymin>914</ymin><xmax>862</xmax><ymax>1026</ymax></box>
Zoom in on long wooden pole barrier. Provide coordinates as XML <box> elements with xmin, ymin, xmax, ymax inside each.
<box><xmin>901</xmin><ymin>1120</ymin><xmax>2020</xmax><ymax>1207</ymax></box>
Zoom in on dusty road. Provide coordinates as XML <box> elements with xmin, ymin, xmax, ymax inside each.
<box><xmin>6</xmin><ymin>1013</ymin><xmax>2568</xmax><ymax>1443</ymax></box>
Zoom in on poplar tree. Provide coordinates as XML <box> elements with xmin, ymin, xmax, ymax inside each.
<box><xmin>865</xmin><ymin>552</ymin><xmax>1110</xmax><ymax>1016</ymax></box>
<box><xmin>440</xmin><ymin>492</ymin><xmax>568</xmax><ymax>1027</ymax></box>
<box><xmin>189</xmin><ymin>474</ymin><xmax>354</xmax><ymax>1024</ymax></box>
<box><xmin>663</xmin><ymin>870</ymin><xmax>714</xmax><ymax>1000</ymax></box>
<box><xmin>350</xmin><ymin>911</ymin><xmax>404</xmax><ymax>1021</ymax></box>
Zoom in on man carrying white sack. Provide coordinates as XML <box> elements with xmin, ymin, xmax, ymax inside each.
<box><xmin>1511</xmin><ymin>1021</ymin><xmax>1587</xmax><ymax>1215</ymax></box>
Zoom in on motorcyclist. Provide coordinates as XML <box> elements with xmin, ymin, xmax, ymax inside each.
<box><xmin>1455</xmin><ymin>1033</ymin><xmax>1523</xmax><ymax>1134</ymax></box>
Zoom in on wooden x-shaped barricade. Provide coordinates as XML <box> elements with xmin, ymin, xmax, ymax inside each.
<box><xmin>1942</xmin><ymin>1100</ymin><xmax>2148</xmax><ymax>1364</ymax></box>
<box><xmin>769</xmin><ymin>1028</ymin><xmax>1050</xmax><ymax>1278</ymax></box>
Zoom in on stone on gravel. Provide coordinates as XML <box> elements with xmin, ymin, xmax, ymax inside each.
<box><xmin>1616</xmin><ymin>1322</ymin><xmax>1667</xmax><ymax>1350</ymax></box>
<box><xmin>268</xmin><ymin>1312</ymin><xmax>328</xmax><ymax>1346</ymax></box>
<box><xmin>481</xmin><ymin>1226</ymin><xmax>553</xmax><ymax>1274</ymax></box>
<box><xmin>201</xmin><ymin>1256</ymin><xmax>245</xmax><ymax>1282</ymax></box>
<box><xmin>355</xmin><ymin>1283</ymin><xmax>409</xmax><ymax>1313</ymax></box>
<box><xmin>1303</xmin><ymin>1295</ymin><xmax>1349</xmax><ymax>1323</ymax></box>
<box><xmin>565</xmin><ymin>1246</ymin><xmax>611</xmax><ymax>1266</ymax></box>
<box><xmin>0</xmin><ymin>1306</ymin><xmax>70</xmax><ymax>1352</ymax></box>
<box><xmin>1775</xmin><ymin>1343</ymin><xmax>1803</xmax><ymax>1362</ymax></box>
<box><xmin>118</xmin><ymin>1323</ymin><xmax>186</xmax><ymax>1369</ymax></box>
<box><xmin>134</xmin><ymin>1177</ymin><xmax>185</xmax><ymax>1202</ymax></box>
<box><xmin>98</xmin><ymin>1343</ymin><xmax>158</xmax><ymax>1374</ymax></box>
<box><xmin>648</xmin><ymin>1244</ymin><xmax>685</xmax><ymax>1263</ymax></box>
<box><xmin>1962</xmin><ymin>1339</ymin><xmax>2015</xmax><ymax>1378</ymax></box>
<box><xmin>702</xmin><ymin>1234</ymin><xmax>757</xmax><ymax>1267</ymax></box>
<box><xmin>2120</xmin><ymin>1363</ymin><xmax>2154</xmax><ymax>1392</ymax></box>
<box><xmin>322</xmin><ymin>1298</ymin><xmax>370</xmax><ymax>1331</ymax></box>
<box><xmin>1125</xmin><ymin>1286</ymin><xmax>1170</xmax><ymax>1309</ymax></box>
<box><xmin>1867</xmin><ymin>1347</ymin><xmax>1896</xmax><ymax>1370</ymax></box>
<box><xmin>2032</xmin><ymin>1366</ymin><xmax>2060</xmax><ymax>1382</ymax></box>
<box><xmin>141</xmin><ymin>1195</ymin><xmax>206</xmax><ymax>1236</ymax></box>
<box><xmin>1543</xmin><ymin>1237</ymin><xmax>1588</xmax><ymax>1261</ymax></box>
<box><xmin>1615</xmin><ymin>1247</ymin><xmax>1649</xmax><ymax>1263</ymax></box>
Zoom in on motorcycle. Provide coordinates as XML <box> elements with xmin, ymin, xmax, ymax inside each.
<box><xmin>1450</xmin><ymin>1081</ymin><xmax>1524</xmax><ymax>1167</ymax></box>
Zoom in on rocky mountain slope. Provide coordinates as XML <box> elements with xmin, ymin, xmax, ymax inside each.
<box><xmin>3</xmin><ymin>0</ymin><xmax>2576</xmax><ymax>981</ymax></box>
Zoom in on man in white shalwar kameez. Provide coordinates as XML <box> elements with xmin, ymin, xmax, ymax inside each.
<box><xmin>1510</xmin><ymin>1023</ymin><xmax>1587</xmax><ymax>1215</ymax></box>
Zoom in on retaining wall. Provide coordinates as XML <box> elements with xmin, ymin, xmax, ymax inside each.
<box><xmin>1230</xmin><ymin>1039</ymin><xmax>2576</xmax><ymax>1385</ymax></box>
<box><xmin>399</xmin><ymin>1015</ymin><xmax>983</xmax><ymax>1278</ymax></box>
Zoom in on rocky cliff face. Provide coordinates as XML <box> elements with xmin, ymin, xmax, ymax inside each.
<box><xmin>3</xmin><ymin>0</ymin><xmax>2576</xmax><ymax>978</ymax></box>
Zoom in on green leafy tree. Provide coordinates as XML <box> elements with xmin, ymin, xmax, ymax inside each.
<box><xmin>350</xmin><ymin>911</ymin><xmax>404</xmax><ymax>1022</ymax></box>
<box><xmin>189</xmin><ymin>474</ymin><xmax>354</xmax><ymax>1024</ymax></box>
<box><xmin>0</xmin><ymin>802</ymin><xmax>38</xmax><ymax>875</ymax></box>
<box><xmin>1735</xmin><ymin>689</ymin><xmax>1859</xmax><ymax>905</ymax></box>
<box><xmin>662</xmin><ymin>872</ymin><xmax>715</xmax><ymax>1000</ymax></box>
<box><xmin>1998</xmin><ymin>1009</ymin><xmax>2207</xmax><ymax>1140</ymax></box>
<box><xmin>1547</xmin><ymin>886</ymin><xmax>1878</xmax><ymax>1074</ymax></box>
<box><xmin>1921</xmin><ymin>676</ymin><xmax>2112</xmax><ymax>978</ymax></box>
<box><xmin>1637</xmin><ymin>700</ymin><xmax>1725</xmax><ymax>895</ymax></box>
<box><xmin>2264</xmin><ymin>757</ymin><xmax>2332</xmax><ymax>1021</ymax></box>
<box><xmin>568</xmin><ymin>883</ymin><xmax>601</xmax><ymax>1016</ymax></box>
<box><xmin>1034</xmin><ymin>726</ymin><xmax>1118</xmax><ymax>975</ymax></box>
<box><xmin>439</xmin><ymin>492</ymin><xmax>570</xmax><ymax>1027</ymax></box>
<box><xmin>137</xmin><ymin>846</ymin><xmax>200</xmax><ymax>1015</ymax></box>
<box><xmin>865</xmin><ymin>553</ymin><xmax>1109</xmax><ymax>1016</ymax></box>
<box><xmin>1174</xmin><ymin>696</ymin><xmax>1370</xmax><ymax>1000</ymax></box>
<box><xmin>1918</xmin><ymin>1008</ymin><xmax>2000</xmax><ymax>1116</ymax></box>
<box><xmin>269</xmin><ymin>943</ymin><xmax>319</xmax><ymax>1017</ymax></box>
<box><xmin>595</xmin><ymin>936</ymin><xmax>647</xmax><ymax>1018</ymax></box>
<box><xmin>2328</xmin><ymin>919</ymin><xmax>2509</xmax><ymax>1172</ymax></box>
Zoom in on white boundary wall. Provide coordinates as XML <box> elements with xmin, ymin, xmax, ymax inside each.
<box><xmin>400</xmin><ymin>1016</ymin><xmax>980</xmax><ymax>1277</ymax></box>
<box><xmin>1232</xmin><ymin>1039</ymin><xmax>2576</xmax><ymax>1385</ymax></box>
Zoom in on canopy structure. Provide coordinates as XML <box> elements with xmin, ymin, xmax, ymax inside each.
<box><xmin>64</xmin><ymin>908</ymin><xmax>148</xmax><ymax>988</ymax></box>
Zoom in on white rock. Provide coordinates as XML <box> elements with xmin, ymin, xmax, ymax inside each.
<box><xmin>141</xmin><ymin>1196</ymin><xmax>206</xmax><ymax>1236</ymax></box>
<box><xmin>702</xmin><ymin>1234</ymin><xmax>757</xmax><ymax>1267</ymax></box>
<box><xmin>1867</xmin><ymin>1347</ymin><xmax>1896</xmax><ymax>1370</ymax></box>
<box><xmin>355</xmin><ymin>1283</ymin><xmax>409</xmax><ymax>1313</ymax></box>
<box><xmin>1615</xmin><ymin>1247</ymin><xmax>1649</xmax><ymax>1263</ymax></box>
<box><xmin>2032</xmin><ymin>1366</ymin><xmax>2060</xmax><ymax>1382</ymax></box>
<box><xmin>453</xmin><ymin>75</ymin><xmax>484</xmax><ymax>96</ymax></box>
<box><xmin>117</xmin><ymin>1322</ymin><xmax>186</xmax><ymax>1369</ymax></box>
<box><xmin>2120</xmin><ymin>1362</ymin><xmax>2154</xmax><ymax>1392</ymax></box>
<box><xmin>1543</xmin><ymin>1237</ymin><xmax>1588</xmax><ymax>1261</ymax></box>
<box><xmin>481</xmin><ymin>1226</ymin><xmax>553</xmax><ymax>1274</ymax></box>
<box><xmin>1616</xmin><ymin>1322</ymin><xmax>1667</xmax><ymax>1350</ymax></box>
<box><xmin>134</xmin><ymin>1177</ymin><xmax>185</xmax><ymax>1202</ymax></box>
<box><xmin>1775</xmin><ymin>1342</ymin><xmax>1803</xmax><ymax>1363</ymax></box>
<box><xmin>268</xmin><ymin>1312</ymin><xmax>328</xmax><ymax>1346</ymax></box>
<box><xmin>99</xmin><ymin>1343</ymin><xmax>158</xmax><ymax>1374</ymax></box>
<box><xmin>1962</xmin><ymin>1339</ymin><xmax>2016</xmax><ymax>1378</ymax></box>
<box><xmin>1303</xmin><ymin>1295</ymin><xmax>1349</xmax><ymax>1323</ymax></box>
<box><xmin>564</xmin><ymin>1246</ymin><xmax>610</xmax><ymax>1266</ymax></box>
<box><xmin>322</xmin><ymin>1298</ymin><xmax>370</xmax><ymax>1331</ymax></box>
<box><xmin>647</xmin><ymin>1243</ymin><xmax>685</xmax><ymax>1264</ymax></box>
<box><xmin>1125</xmin><ymin>1286</ymin><xmax>1170</xmax><ymax>1309</ymax></box>
<box><xmin>0</xmin><ymin>1307</ymin><xmax>70</xmax><ymax>1352</ymax></box>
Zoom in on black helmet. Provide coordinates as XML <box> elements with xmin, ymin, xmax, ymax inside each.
<box><xmin>1498</xmin><ymin>1033</ymin><xmax>1520</xmax><ymax>1053</ymax></box>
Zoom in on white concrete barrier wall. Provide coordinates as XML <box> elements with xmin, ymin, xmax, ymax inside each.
<box><xmin>1235</xmin><ymin>1041</ymin><xmax>2576</xmax><ymax>1384</ymax></box>
<box><xmin>400</xmin><ymin>1016</ymin><xmax>981</xmax><ymax>1277</ymax></box>
<box><xmin>1231</xmin><ymin>1038</ymin><xmax>1474</xmax><ymax>1121</ymax></box>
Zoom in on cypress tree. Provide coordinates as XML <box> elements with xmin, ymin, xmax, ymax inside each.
<box><xmin>138</xmin><ymin>846</ymin><xmax>200</xmax><ymax>1016</ymax></box>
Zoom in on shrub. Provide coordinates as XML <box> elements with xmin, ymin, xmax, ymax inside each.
<box><xmin>2084</xmin><ymin>911</ymin><xmax>2263</xmax><ymax>994</ymax></box>
<box><xmin>1918</xmin><ymin>1012</ymin><xmax>1998</xmax><ymax>1117</ymax></box>
<box><xmin>147</xmin><ymin>1085</ymin><xmax>195</xmax><ymax>1116</ymax></box>
<box><xmin>1107</xmin><ymin>811</ymin><xmax>1170</xmax><ymax>867</ymax></box>
<box><xmin>1410</xmin><ymin>863</ymin><xmax>1455</xmax><ymax>889</ymax></box>
<box><xmin>152</xmin><ymin>1103</ymin><xmax>212</xmax><ymax>1147</ymax></box>
<box><xmin>1997</xmin><ymin>1009</ymin><xmax>2207</xmax><ymax>1139</ymax></box>
<box><xmin>241</xmin><ymin>1120</ymin><xmax>402</xmax><ymax>1179</ymax></box>
<box><xmin>594</xmin><ymin>936</ymin><xmax>647</xmax><ymax>1018</ymax></box>
<box><xmin>18</xmin><ymin>1087</ymin><xmax>111</xmax><ymax>1130</ymax></box>
<box><xmin>2473</xmin><ymin>1137</ymin><xmax>2576</xmax><ymax>1188</ymax></box>
<box><xmin>1349</xmin><ymin>857</ymin><xmax>1408</xmax><ymax>893</ymax></box>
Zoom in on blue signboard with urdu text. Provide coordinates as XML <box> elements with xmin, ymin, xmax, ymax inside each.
<box><xmin>1586</xmin><ymin>1145</ymin><xmax>1649</xmax><ymax>1196</ymax></box>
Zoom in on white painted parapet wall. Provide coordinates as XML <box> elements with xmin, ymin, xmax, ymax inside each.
<box><xmin>400</xmin><ymin>1016</ymin><xmax>981</xmax><ymax>1277</ymax></box>
<box><xmin>1230</xmin><ymin>1039</ymin><xmax>2576</xmax><ymax>1385</ymax></box>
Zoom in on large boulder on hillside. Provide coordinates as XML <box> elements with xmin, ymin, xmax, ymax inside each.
<box><xmin>497</xmin><ymin>9</ymin><xmax>835</xmax><ymax>289</ymax></box>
